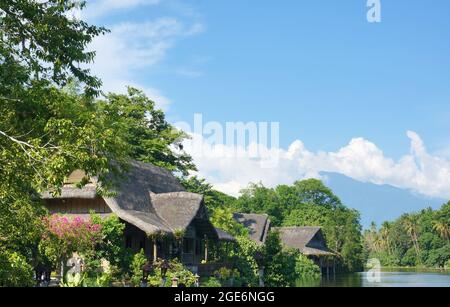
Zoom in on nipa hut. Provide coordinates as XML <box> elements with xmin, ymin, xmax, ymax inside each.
<box><xmin>42</xmin><ymin>160</ymin><xmax>235</xmax><ymax>274</ymax></box>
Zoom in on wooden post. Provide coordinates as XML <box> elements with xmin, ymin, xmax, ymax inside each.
<box><xmin>153</xmin><ymin>240</ymin><xmax>158</xmax><ymax>263</ymax></box>
<box><xmin>204</xmin><ymin>237</ymin><xmax>208</xmax><ymax>263</ymax></box>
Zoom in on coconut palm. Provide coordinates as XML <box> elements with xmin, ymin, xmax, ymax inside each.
<box><xmin>380</xmin><ymin>222</ymin><xmax>393</xmax><ymax>255</ymax></box>
<box><xmin>433</xmin><ymin>220</ymin><xmax>449</xmax><ymax>241</ymax></box>
<box><xmin>402</xmin><ymin>214</ymin><xmax>421</xmax><ymax>261</ymax></box>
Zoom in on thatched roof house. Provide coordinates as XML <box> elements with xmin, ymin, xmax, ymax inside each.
<box><xmin>233</xmin><ymin>213</ymin><xmax>271</xmax><ymax>245</ymax></box>
<box><xmin>42</xmin><ymin>160</ymin><xmax>234</xmax><ymax>265</ymax></box>
<box><xmin>43</xmin><ymin>161</ymin><xmax>219</xmax><ymax>237</ymax></box>
<box><xmin>275</xmin><ymin>227</ymin><xmax>335</xmax><ymax>257</ymax></box>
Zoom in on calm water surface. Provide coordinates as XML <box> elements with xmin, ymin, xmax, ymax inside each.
<box><xmin>297</xmin><ymin>269</ymin><xmax>450</xmax><ymax>287</ymax></box>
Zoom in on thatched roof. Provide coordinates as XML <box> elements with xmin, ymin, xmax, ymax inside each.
<box><xmin>215</xmin><ymin>228</ymin><xmax>236</xmax><ymax>242</ymax></box>
<box><xmin>233</xmin><ymin>213</ymin><xmax>271</xmax><ymax>245</ymax></box>
<box><xmin>41</xmin><ymin>184</ymin><xmax>98</xmax><ymax>199</ymax></box>
<box><xmin>42</xmin><ymin>160</ymin><xmax>217</xmax><ymax>238</ymax></box>
<box><xmin>275</xmin><ymin>227</ymin><xmax>335</xmax><ymax>257</ymax></box>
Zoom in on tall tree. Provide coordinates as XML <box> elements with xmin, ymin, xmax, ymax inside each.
<box><xmin>96</xmin><ymin>88</ymin><xmax>196</xmax><ymax>176</ymax></box>
<box><xmin>0</xmin><ymin>1</ymin><xmax>124</xmax><ymax>281</ymax></box>
<box><xmin>402</xmin><ymin>214</ymin><xmax>421</xmax><ymax>261</ymax></box>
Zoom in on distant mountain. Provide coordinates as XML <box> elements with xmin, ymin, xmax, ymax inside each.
<box><xmin>321</xmin><ymin>172</ymin><xmax>446</xmax><ymax>229</ymax></box>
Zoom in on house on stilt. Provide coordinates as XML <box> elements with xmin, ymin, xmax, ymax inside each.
<box><xmin>275</xmin><ymin>227</ymin><xmax>337</xmax><ymax>278</ymax></box>
<box><xmin>233</xmin><ymin>213</ymin><xmax>337</xmax><ymax>278</ymax></box>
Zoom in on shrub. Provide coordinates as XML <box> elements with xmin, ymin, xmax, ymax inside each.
<box><xmin>214</xmin><ymin>267</ymin><xmax>240</xmax><ymax>286</ymax></box>
<box><xmin>130</xmin><ymin>249</ymin><xmax>148</xmax><ymax>287</ymax></box>
<box><xmin>294</xmin><ymin>254</ymin><xmax>321</xmax><ymax>280</ymax></box>
<box><xmin>90</xmin><ymin>213</ymin><xmax>126</xmax><ymax>268</ymax></box>
<box><xmin>0</xmin><ymin>250</ymin><xmax>34</xmax><ymax>287</ymax></box>
<box><xmin>201</xmin><ymin>277</ymin><xmax>222</xmax><ymax>287</ymax></box>
<box><xmin>229</xmin><ymin>237</ymin><xmax>260</xmax><ymax>287</ymax></box>
<box><xmin>147</xmin><ymin>259</ymin><xmax>197</xmax><ymax>287</ymax></box>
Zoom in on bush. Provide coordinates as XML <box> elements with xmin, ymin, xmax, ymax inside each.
<box><xmin>214</xmin><ymin>267</ymin><xmax>240</xmax><ymax>286</ymax></box>
<box><xmin>294</xmin><ymin>254</ymin><xmax>321</xmax><ymax>280</ymax></box>
<box><xmin>263</xmin><ymin>232</ymin><xmax>298</xmax><ymax>287</ymax></box>
<box><xmin>0</xmin><ymin>250</ymin><xmax>35</xmax><ymax>287</ymax></box>
<box><xmin>90</xmin><ymin>213</ymin><xmax>126</xmax><ymax>268</ymax></box>
<box><xmin>130</xmin><ymin>249</ymin><xmax>148</xmax><ymax>287</ymax></box>
<box><xmin>147</xmin><ymin>259</ymin><xmax>197</xmax><ymax>287</ymax></box>
<box><xmin>229</xmin><ymin>237</ymin><xmax>260</xmax><ymax>287</ymax></box>
<box><xmin>201</xmin><ymin>277</ymin><xmax>222</xmax><ymax>287</ymax></box>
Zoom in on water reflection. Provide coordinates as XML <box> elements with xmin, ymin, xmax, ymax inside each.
<box><xmin>296</xmin><ymin>269</ymin><xmax>450</xmax><ymax>287</ymax></box>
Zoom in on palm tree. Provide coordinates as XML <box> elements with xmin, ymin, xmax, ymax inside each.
<box><xmin>402</xmin><ymin>214</ymin><xmax>421</xmax><ymax>261</ymax></box>
<box><xmin>433</xmin><ymin>220</ymin><xmax>450</xmax><ymax>241</ymax></box>
<box><xmin>380</xmin><ymin>222</ymin><xmax>393</xmax><ymax>255</ymax></box>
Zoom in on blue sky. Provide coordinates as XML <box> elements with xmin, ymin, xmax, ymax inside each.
<box><xmin>82</xmin><ymin>0</ymin><xmax>450</xmax><ymax>201</ymax></box>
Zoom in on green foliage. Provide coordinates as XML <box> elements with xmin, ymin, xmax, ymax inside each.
<box><xmin>213</xmin><ymin>267</ymin><xmax>240</xmax><ymax>286</ymax></box>
<box><xmin>363</xmin><ymin>202</ymin><xmax>450</xmax><ymax>268</ymax></box>
<box><xmin>235</xmin><ymin>179</ymin><xmax>365</xmax><ymax>272</ymax></box>
<box><xmin>294</xmin><ymin>254</ymin><xmax>321</xmax><ymax>280</ymax></box>
<box><xmin>229</xmin><ymin>237</ymin><xmax>260</xmax><ymax>287</ymax></box>
<box><xmin>263</xmin><ymin>232</ymin><xmax>298</xmax><ymax>287</ymax></box>
<box><xmin>130</xmin><ymin>249</ymin><xmax>148</xmax><ymax>287</ymax></box>
<box><xmin>96</xmin><ymin>88</ymin><xmax>196</xmax><ymax>176</ymax></box>
<box><xmin>181</xmin><ymin>176</ymin><xmax>247</xmax><ymax>237</ymax></box>
<box><xmin>144</xmin><ymin>259</ymin><xmax>197</xmax><ymax>287</ymax></box>
<box><xmin>0</xmin><ymin>1</ymin><xmax>129</xmax><ymax>288</ymax></box>
<box><xmin>0</xmin><ymin>249</ymin><xmax>35</xmax><ymax>287</ymax></box>
<box><xmin>82</xmin><ymin>272</ymin><xmax>113</xmax><ymax>288</ymax></box>
<box><xmin>0</xmin><ymin>0</ymin><xmax>107</xmax><ymax>96</ymax></box>
<box><xmin>201</xmin><ymin>277</ymin><xmax>222</xmax><ymax>287</ymax></box>
<box><xmin>89</xmin><ymin>213</ymin><xmax>126</xmax><ymax>269</ymax></box>
<box><xmin>61</xmin><ymin>272</ymin><xmax>85</xmax><ymax>288</ymax></box>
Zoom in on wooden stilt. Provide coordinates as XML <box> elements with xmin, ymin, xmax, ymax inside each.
<box><xmin>153</xmin><ymin>240</ymin><xmax>158</xmax><ymax>263</ymax></box>
<box><xmin>204</xmin><ymin>237</ymin><xmax>208</xmax><ymax>263</ymax></box>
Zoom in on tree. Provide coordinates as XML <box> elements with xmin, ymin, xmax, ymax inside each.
<box><xmin>0</xmin><ymin>0</ymin><xmax>106</xmax><ymax>96</ymax></box>
<box><xmin>236</xmin><ymin>179</ymin><xmax>365</xmax><ymax>272</ymax></box>
<box><xmin>180</xmin><ymin>176</ymin><xmax>246</xmax><ymax>236</ymax></box>
<box><xmin>96</xmin><ymin>88</ymin><xmax>196</xmax><ymax>176</ymax></box>
<box><xmin>402</xmin><ymin>214</ymin><xmax>421</xmax><ymax>262</ymax></box>
<box><xmin>293</xmin><ymin>179</ymin><xmax>342</xmax><ymax>209</ymax></box>
<box><xmin>363</xmin><ymin>203</ymin><xmax>449</xmax><ymax>268</ymax></box>
<box><xmin>0</xmin><ymin>1</ymin><xmax>126</xmax><ymax>285</ymax></box>
<box><xmin>432</xmin><ymin>220</ymin><xmax>449</xmax><ymax>241</ymax></box>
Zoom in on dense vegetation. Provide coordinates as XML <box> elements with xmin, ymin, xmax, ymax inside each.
<box><xmin>1</xmin><ymin>0</ymin><xmax>447</xmax><ymax>287</ymax></box>
<box><xmin>0</xmin><ymin>0</ymin><xmax>193</xmax><ymax>286</ymax></box>
<box><xmin>181</xmin><ymin>177</ymin><xmax>336</xmax><ymax>286</ymax></box>
<box><xmin>232</xmin><ymin>180</ymin><xmax>365</xmax><ymax>272</ymax></box>
<box><xmin>363</xmin><ymin>203</ymin><xmax>450</xmax><ymax>269</ymax></box>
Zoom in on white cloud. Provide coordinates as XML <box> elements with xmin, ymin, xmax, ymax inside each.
<box><xmin>87</xmin><ymin>17</ymin><xmax>204</xmax><ymax>109</ymax></box>
<box><xmin>183</xmin><ymin>131</ymin><xmax>450</xmax><ymax>199</ymax></box>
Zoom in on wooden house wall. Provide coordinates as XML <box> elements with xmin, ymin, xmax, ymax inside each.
<box><xmin>44</xmin><ymin>198</ymin><xmax>112</xmax><ymax>215</ymax></box>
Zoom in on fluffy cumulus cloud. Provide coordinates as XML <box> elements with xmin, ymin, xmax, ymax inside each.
<box><xmin>182</xmin><ymin>131</ymin><xmax>450</xmax><ymax>199</ymax></box>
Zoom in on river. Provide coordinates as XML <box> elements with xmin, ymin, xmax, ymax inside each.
<box><xmin>296</xmin><ymin>269</ymin><xmax>450</xmax><ymax>287</ymax></box>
